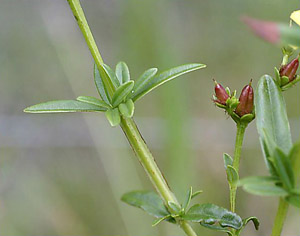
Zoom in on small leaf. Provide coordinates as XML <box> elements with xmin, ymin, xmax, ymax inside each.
<box><xmin>131</xmin><ymin>63</ymin><xmax>206</xmax><ymax>102</ymax></box>
<box><xmin>152</xmin><ymin>215</ymin><xmax>173</xmax><ymax>227</ymax></box>
<box><xmin>200</xmin><ymin>222</ymin><xmax>233</xmax><ymax>236</ymax></box>
<box><xmin>182</xmin><ymin>203</ymin><xmax>242</xmax><ymax>230</ymax></box>
<box><xmin>129</xmin><ymin>68</ymin><xmax>158</xmax><ymax>99</ymax></box>
<box><xmin>273</xmin><ymin>148</ymin><xmax>295</xmax><ymax>190</ymax></box>
<box><xmin>223</xmin><ymin>153</ymin><xmax>233</xmax><ymax>169</ymax></box>
<box><xmin>191</xmin><ymin>191</ymin><xmax>203</xmax><ymax>199</ymax></box>
<box><xmin>242</xmin><ymin>216</ymin><xmax>260</xmax><ymax>230</ymax></box>
<box><xmin>168</xmin><ymin>201</ymin><xmax>181</xmax><ymax>213</ymax></box>
<box><xmin>118</xmin><ymin>99</ymin><xmax>134</xmax><ymax>118</ymax></box>
<box><xmin>226</xmin><ymin>165</ymin><xmax>239</xmax><ymax>186</ymax></box>
<box><xmin>285</xmin><ymin>194</ymin><xmax>300</xmax><ymax>208</ymax></box>
<box><xmin>121</xmin><ymin>191</ymin><xmax>170</xmax><ymax>218</ymax></box>
<box><xmin>289</xmin><ymin>142</ymin><xmax>300</xmax><ymax>176</ymax></box>
<box><xmin>111</xmin><ymin>81</ymin><xmax>134</xmax><ymax>107</ymax></box>
<box><xmin>103</xmin><ymin>64</ymin><xmax>120</xmax><ymax>88</ymax></box>
<box><xmin>94</xmin><ymin>64</ymin><xmax>111</xmax><ymax>104</ymax></box>
<box><xmin>116</xmin><ymin>61</ymin><xmax>130</xmax><ymax>84</ymax></box>
<box><xmin>182</xmin><ymin>187</ymin><xmax>192</xmax><ymax>211</ymax></box>
<box><xmin>242</xmin><ymin>184</ymin><xmax>288</xmax><ymax>196</ymax></box>
<box><xmin>105</xmin><ymin>108</ymin><xmax>120</xmax><ymax>126</ymax></box>
<box><xmin>238</xmin><ymin>176</ymin><xmax>280</xmax><ymax>187</ymax></box>
<box><xmin>76</xmin><ymin>96</ymin><xmax>110</xmax><ymax>109</ymax></box>
<box><xmin>24</xmin><ymin>100</ymin><xmax>106</xmax><ymax>113</ymax></box>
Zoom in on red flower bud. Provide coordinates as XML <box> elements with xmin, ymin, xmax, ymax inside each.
<box><xmin>279</xmin><ymin>58</ymin><xmax>299</xmax><ymax>82</ymax></box>
<box><xmin>235</xmin><ymin>81</ymin><xmax>254</xmax><ymax>117</ymax></box>
<box><xmin>213</xmin><ymin>80</ymin><xmax>229</xmax><ymax>105</ymax></box>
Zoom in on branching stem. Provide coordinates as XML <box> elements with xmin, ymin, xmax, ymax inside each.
<box><xmin>67</xmin><ymin>1</ymin><xmax>197</xmax><ymax>235</ymax></box>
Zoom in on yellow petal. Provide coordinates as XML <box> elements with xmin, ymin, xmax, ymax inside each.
<box><xmin>290</xmin><ymin>10</ymin><xmax>300</xmax><ymax>26</ymax></box>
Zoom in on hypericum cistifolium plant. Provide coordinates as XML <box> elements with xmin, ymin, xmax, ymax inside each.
<box><xmin>25</xmin><ymin>62</ymin><xmax>205</xmax><ymax>127</ymax></box>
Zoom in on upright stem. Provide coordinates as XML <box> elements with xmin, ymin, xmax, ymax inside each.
<box><xmin>67</xmin><ymin>1</ymin><xmax>197</xmax><ymax>235</ymax></box>
<box><xmin>230</xmin><ymin>122</ymin><xmax>247</xmax><ymax>212</ymax></box>
<box><xmin>270</xmin><ymin>198</ymin><xmax>289</xmax><ymax>236</ymax></box>
<box><xmin>67</xmin><ymin>0</ymin><xmax>115</xmax><ymax>97</ymax></box>
<box><xmin>120</xmin><ymin>118</ymin><xmax>197</xmax><ymax>236</ymax></box>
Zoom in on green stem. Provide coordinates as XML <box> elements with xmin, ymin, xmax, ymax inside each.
<box><xmin>120</xmin><ymin>117</ymin><xmax>197</xmax><ymax>236</ymax></box>
<box><xmin>270</xmin><ymin>198</ymin><xmax>289</xmax><ymax>236</ymax></box>
<box><xmin>67</xmin><ymin>0</ymin><xmax>115</xmax><ymax>97</ymax></box>
<box><xmin>230</xmin><ymin>122</ymin><xmax>247</xmax><ymax>212</ymax></box>
<box><xmin>67</xmin><ymin>1</ymin><xmax>197</xmax><ymax>235</ymax></box>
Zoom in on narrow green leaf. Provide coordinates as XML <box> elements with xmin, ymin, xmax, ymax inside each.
<box><xmin>94</xmin><ymin>64</ymin><xmax>110</xmax><ymax>104</ymax></box>
<box><xmin>242</xmin><ymin>216</ymin><xmax>260</xmax><ymax>230</ymax></box>
<box><xmin>242</xmin><ymin>184</ymin><xmax>288</xmax><ymax>196</ymax></box>
<box><xmin>118</xmin><ymin>99</ymin><xmax>134</xmax><ymax>118</ymax></box>
<box><xmin>24</xmin><ymin>100</ymin><xmax>106</xmax><ymax>113</ymax></box>
<box><xmin>152</xmin><ymin>215</ymin><xmax>172</xmax><ymax>227</ymax></box>
<box><xmin>116</xmin><ymin>61</ymin><xmax>130</xmax><ymax>84</ymax></box>
<box><xmin>273</xmin><ymin>148</ymin><xmax>295</xmax><ymax>190</ymax></box>
<box><xmin>238</xmin><ymin>176</ymin><xmax>280</xmax><ymax>187</ymax></box>
<box><xmin>285</xmin><ymin>194</ymin><xmax>300</xmax><ymax>208</ymax></box>
<box><xmin>129</xmin><ymin>68</ymin><xmax>157</xmax><ymax>99</ymax></box>
<box><xmin>289</xmin><ymin>142</ymin><xmax>300</xmax><ymax>177</ymax></box>
<box><xmin>105</xmin><ymin>108</ymin><xmax>120</xmax><ymax>126</ymax></box>
<box><xmin>255</xmin><ymin>75</ymin><xmax>292</xmax><ymax>177</ymax></box>
<box><xmin>191</xmin><ymin>190</ymin><xmax>203</xmax><ymax>199</ymax></box>
<box><xmin>103</xmin><ymin>64</ymin><xmax>120</xmax><ymax>88</ymax></box>
<box><xmin>131</xmin><ymin>63</ymin><xmax>206</xmax><ymax>102</ymax></box>
<box><xmin>200</xmin><ymin>222</ymin><xmax>233</xmax><ymax>236</ymax></box>
<box><xmin>223</xmin><ymin>153</ymin><xmax>233</xmax><ymax>169</ymax></box>
<box><xmin>121</xmin><ymin>191</ymin><xmax>170</xmax><ymax>218</ymax></box>
<box><xmin>255</xmin><ymin>75</ymin><xmax>292</xmax><ymax>156</ymax></box>
<box><xmin>226</xmin><ymin>165</ymin><xmax>239</xmax><ymax>186</ymax></box>
<box><xmin>76</xmin><ymin>96</ymin><xmax>110</xmax><ymax>109</ymax></box>
<box><xmin>111</xmin><ymin>81</ymin><xmax>134</xmax><ymax>107</ymax></box>
<box><xmin>259</xmin><ymin>138</ymin><xmax>277</xmax><ymax>176</ymax></box>
<box><xmin>182</xmin><ymin>187</ymin><xmax>193</xmax><ymax>211</ymax></box>
<box><xmin>183</xmin><ymin>203</ymin><xmax>242</xmax><ymax>230</ymax></box>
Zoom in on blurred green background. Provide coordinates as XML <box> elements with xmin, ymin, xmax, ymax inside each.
<box><xmin>0</xmin><ymin>0</ymin><xmax>299</xmax><ymax>235</ymax></box>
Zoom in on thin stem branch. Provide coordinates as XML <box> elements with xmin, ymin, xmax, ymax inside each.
<box><xmin>230</xmin><ymin>122</ymin><xmax>247</xmax><ymax>212</ymax></box>
<box><xmin>67</xmin><ymin>1</ymin><xmax>197</xmax><ymax>235</ymax></box>
<box><xmin>270</xmin><ymin>198</ymin><xmax>289</xmax><ymax>236</ymax></box>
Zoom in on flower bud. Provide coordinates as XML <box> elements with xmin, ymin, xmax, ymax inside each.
<box><xmin>235</xmin><ymin>81</ymin><xmax>254</xmax><ymax>117</ymax></box>
<box><xmin>213</xmin><ymin>80</ymin><xmax>229</xmax><ymax>105</ymax></box>
<box><xmin>279</xmin><ymin>57</ymin><xmax>299</xmax><ymax>82</ymax></box>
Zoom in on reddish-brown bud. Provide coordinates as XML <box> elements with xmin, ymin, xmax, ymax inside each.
<box><xmin>279</xmin><ymin>58</ymin><xmax>299</xmax><ymax>82</ymax></box>
<box><xmin>213</xmin><ymin>80</ymin><xmax>229</xmax><ymax>105</ymax></box>
<box><xmin>235</xmin><ymin>81</ymin><xmax>254</xmax><ymax>117</ymax></box>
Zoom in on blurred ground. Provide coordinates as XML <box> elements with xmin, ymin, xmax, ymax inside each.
<box><xmin>0</xmin><ymin>0</ymin><xmax>299</xmax><ymax>235</ymax></box>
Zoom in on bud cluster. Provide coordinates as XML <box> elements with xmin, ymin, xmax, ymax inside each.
<box><xmin>213</xmin><ymin>80</ymin><xmax>255</xmax><ymax>124</ymax></box>
<box><xmin>275</xmin><ymin>54</ymin><xmax>300</xmax><ymax>90</ymax></box>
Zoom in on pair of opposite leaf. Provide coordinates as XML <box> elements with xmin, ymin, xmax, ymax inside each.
<box><xmin>122</xmin><ymin>188</ymin><xmax>259</xmax><ymax>236</ymax></box>
<box><xmin>24</xmin><ymin>62</ymin><xmax>205</xmax><ymax>127</ymax></box>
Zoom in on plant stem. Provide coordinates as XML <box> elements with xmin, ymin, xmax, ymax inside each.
<box><xmin>67</xmin><ymin>0</ymin><xmax>115</xmax><ymax>97</ymax></box>
<box><xmin>67</xmin><ymin>1</ymin><xmax>197</xmax><ymax>235</ymax></box>
<box><xmin>120</xmin><ymin>117</ymin><xmax>197</xmax><ymax>236</ymax></box>
<box><xmin>270</xmin><ymin>198</ymin><xmax>289</xmax><ymax>236</ymax></box>
<box><xmin>230</xmin><ymin>122</ymin><xmax>247</xmax><ymax>212</ymax></box>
